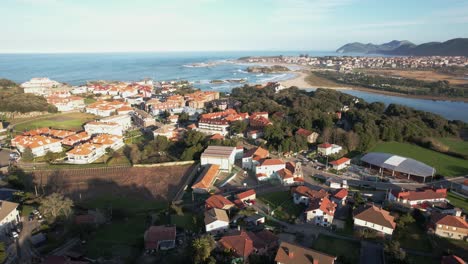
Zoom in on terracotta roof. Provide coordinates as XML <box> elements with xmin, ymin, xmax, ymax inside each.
<box><xmin>219</xmin><ymin>231</ymin><xmax>254</xmax><ymax>258</ymax></box>
<box><xmin>243</xmin><ymin>147</ymin><xmax>269</xmax><ymax>159</ymax></box>
<box><xmin>236</xmin><ymin>189</ymin><xmax>256</xmax><ymax>200</ymax></box>
<box><xmin>254</xmin><ymin>229</ymin><xmax>278</xmax><ymax>246</ymax></box>
<box><xmin>210</xmin><ymin>134</ymin><xmax>224</xmax><ymax>140</ymax></box>
<box><xmin>145</xmin><ymin>225</ymin><xmax>176</xmax><ymax>249</ymax></box>
<box><xmin>433</xmin><ymin>213</ymin><xmax>468</xmax><ymax>229</ymax></box>
<box><xmin>332</xmin><ymin>188</ymin><xmax>348</xmax><ymax>200</ymax></box>
<box><xmin>67</xmin><ymin>142</ymin><xmax>102</xmax><ymax>156</ymax></box>
<box><xmin>306</xmin><ymin>197</ymin><xmax>337</xmax><ymax>216</ymax></box>
<box><xmin>354</xmin><ymin>204</ymin><xmax>396</xmax><ymax>229</ymax></box>
<box><xmin>278</xmin><ymin>168</ymin><xmax>294</xmax><ymax>180</ymax></box>
<box><xmin>62</xmin><ymin>132</ymin><xmax>90</xmax><ymax>145</ymax></box>
<box><xmin>259</xmin><ymin>158</ymin><xmax>285</xmax><ymax>166</ymax></box>
<box><xmin>91</xmin><ymin>134</ymin><xmax>123</xmax><ymax>145</ymax></box>
<box><xmin>329</xmin><ymin>157</ymin><xmax>350</xmax><ymax>166</ymax></box>
<box><xmin>204</xmin><ymin>208</ymin><xmax>229</xmax><ymax>225</ymax></box>
<box><xmin>192</xmin><ymin>164</ymin><xmax>220</xmax><ymax>190</ymax></box>
<box><xmin>318</xmin><ymin>143</ymin><xmax>332</xmax><ymax>148</ymax></box>
<box><xmin>391</xmin><ymin>188</ymin><xmax>447</xmax><ymax>201</ymax></box>
<box><xmin>275</xmin><ymin>241</ymin><xmax>336</xmax><ymax>264</ymax></box>
<box><xmin>296</xmin><ymin>128</ymin><xmax>313</xmax><ymax>137</ymax></box>
<box><xmin>293</xmin><ymin>186</ymin><xmax>329</xmax><ymax>200</ymax></box>
<box><xmin>205</xmin><ymin>195</ymin><xmax>234</xmax><ymax>210</ymax></box>
<box><xmin>441</xmin><ymin>255</ymin><xmax>466</xmax><ymax>264</ymax></box>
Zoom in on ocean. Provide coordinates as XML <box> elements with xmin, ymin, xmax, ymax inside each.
<box><xmin>0</xmin><ymin>51</ymin><xmax>467</xmax><ymax>121</ymax></box>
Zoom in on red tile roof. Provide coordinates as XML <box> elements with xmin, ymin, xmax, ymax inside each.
<box><xmin>433</xmin><ymin>214</ymin><xmax>468</xmax><ymax>229</ymax></box>
<box><xmin>329</xmin><ymin>157</ymin><xmax>350</xmax><ymax>166</ymax></box>
<box><xmin>293</xmin><ymin>186</ymin><xmax>329</xmax><ymax>200</ymax></box>
<box><xmin>236</xmin><ymin>189</ymin><xmax>256</xmax><ymax>200</ymax></box>
<box><xmin>296</xmin><ymin>128</ymin><xmax>313</xmax><ymax>137</ymax></box>
<box><xmin>391</xmin><ymin>188</ymin><xmax>447</xmax><ymax>201</ymax></box>
<box><xmin>144</xmin><ymin>226</ymin><xmax>176</xmax><ymax>249</ymax></box>
<box><xmin>306</xmin><ymin>197</ymin><xmax>337</xmax><ymax>216</ymax></box>
<box><xmin>243</xmin><ymin>147</ymin><xmax>269</xmax><ymax>159</ymax></box>
<box><xmin>205</xmin><ymin>195</ymin><xmax>234</xmax><ymax>210</ymax></box>
<box><xmin>219</xmin><ymin>231</ymin><xmax>254</xmax><ymax>258</ymax></box>
<box><xmin>259</xmin><ymin>158</ymin><xmax>285</xmax><ymax>166</ymax></box>
<box><xmin>318</xmin><ymin>143</ymin><xmax>332</xmax><ymax>148</ymax></box>
<box><xmin>354</xmin><ymin>204</ymin><xmax>396</xmax><ymax>229</ymax></box>
<box><xmin>192</xmin><ymin>164</ymin><xmax>220</xmax><ymax>190</ymax></box>
<box><xmin>275</xmin><ymin>241</ymin><xmax>336</xmax><ymax>264</ymax></box>
<box><xmin>332</xmin><ymin>188</ymin><xmax>348</xmax><ymax>200</ymax></box>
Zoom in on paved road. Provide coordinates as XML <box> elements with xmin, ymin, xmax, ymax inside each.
<box><xmin>16</xmin><ymin>218</ymin><xmax>40</xmax><ymax>262</ymax></box>
<box><xmin>0</xmin><ymin>149</ymin><xmax>14</xmax><ymax>167</ymax></box>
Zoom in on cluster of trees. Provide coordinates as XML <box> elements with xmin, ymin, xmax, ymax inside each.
<box><xmin>124</xmin><ymin>130</ymin><xmax>239</xmax><ymax>164</ymax></box>
<box><xmin>230</xmin><ymin>85</ymin><xmax>464</xmax><ymax>153</ymax></box>
<box><xmin>0</xmin><ymin>78</ymin><xmax>58</xmax><ymax>113</ymax></box>
<box><xmin>315</xmin><ymin>71</ymin><xmax>467</xmax><ymax>98</ymax></box>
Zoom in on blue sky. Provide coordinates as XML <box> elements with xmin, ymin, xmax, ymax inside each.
<box><xmin>1</xmin><ymin>0</ymin><xmax>467</xmax><ymax>52</ymax></box>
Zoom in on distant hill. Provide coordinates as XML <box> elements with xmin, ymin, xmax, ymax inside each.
<box><xmin>336</xmin><ymin>40</ymin><xmax>414</xmax><ymax>54</ymax></box>
<box><xmin>336</xmin><ymin>38</ymin><xmax>468</xmax><ymax>56</ymax></box>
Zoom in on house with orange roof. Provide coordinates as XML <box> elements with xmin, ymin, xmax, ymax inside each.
<box><xmin>305</xmin><ymin>196</ymin><xmax>337</xmax><ymax>227</ymax></box>
<box><xmin>255</xmin><ymin>159</ymin><xmax>285</xmax><ymax>181</ymax></box>
<box><xmin>91</xmin><ymin>134</ymin><xmax>124</xmax><ymax>150</ymax></box>
<box><xmin>275</xmin><ymin>241</ymin><xmax>336</xmax><ymax>264</ymax></box>
<box><xmin>331</xmin><ymin>188</ymin><xmax>348</xmax><ymax>206</ymax></box>
<box><xmin>11</xmin><ymin>135</ymin><xmax>62</xmax><ymax>157</ymax></box>
<box><xmin>66</xmin><ymin>142</ymin><xmax>106</xmax><ymax>164</ymax></box>
<box><xmin>242</xmin><ymin>147</ymin><xmax>269</xmax><ymax>170</ymax></box>
<box><xmin>205</xmin><ymin>195</ymin><xmax>235</xmax><ymax>210</ymax></box>
<box><xmin>388</xmin><ymin>188</ymin><xmax>447</xmax><ymax>207</ymax></box>
<box><xmin>100</xmin><ymin>114</ymin><xmax>132</xmax><ymax>131</ymax></box>
<box><xmin>62</xmin><ymin>131</ymin><xmax>91</xmax><ymax>146</ymax></box>
<box><xmin>329</xmin><ymin>157</ymin><xmax>351</xmax><ymax>170</ymax></box>
<box><xmin>317</xmin><ymin>143</ymin><xmax>342</xmax><ymax>156</ymax></box>
<box><xmin>153</xmin><ymin>124</ymin><xmax>177</xmax><ymax>140</ymax></box>
<box><xmin>277</xmin><ymin>161</ymin><xmax>303</xmax><ymax>185</ymax></box>
<box><xmin>295</xmin><ymin>128</ymin><xmax>319</xmax><ymax>143</ymax></box>
<box><xmin>236</xmin><ymin>189</ymin><xmax>256</xmax><ymax>202</ymax></box>
<box><xmin>168</xmin><ymin>115</ymin><xmax>179</xmax><ymax>124</ymax></box>
<box><xmin>46</xmin><ymin>95</ymin><xmax>85</xmax><ymax>112</ymax></box>
<box><xmin>117</xmin><ymin>105</ymin><xmax>134</xmax><ymax>115</ymax></box>
<box><xmin>353</xmin><ymin>204</ymin><xmax>396</xmax><ymax>236</ymax></box>
<box><xmin>192</xmin><ymin>164</ymin><xmax>220</xmax><ymax>193</ymax></box>
<box><xmin>85</xmin><ymin>100</ymin><xmax>130</xmax><ymax>117</ymax></box>
<box><xmin>292</xmin><ymin>186</ymin><xmax>329</xmax><ymax>206</ymax></box>
<box><xmin>198</xmin><ymin>119</ymin><xmax>230</xmax><ymax>136</ymax></box>
<box><xmin>430</xmin><ymin>212</ymin><xmax>468</xmax><ymax>240</ymax></box>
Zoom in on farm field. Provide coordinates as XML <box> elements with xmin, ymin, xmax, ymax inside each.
<box><xmin>31</xmin><ymin>164</ymin><xmax>194</xmax><ymax>201</ymax></box>
<box><xmin>13</xmin><ymin>112</ymin><xmax>96</xmax><ymax>132</ymax></box>
<box><xmin>370</xmin><ymin>141</ymin><xmax>468</xmax><ymax>177</ymax></box>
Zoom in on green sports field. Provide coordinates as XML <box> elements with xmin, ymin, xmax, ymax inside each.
<box><xmin>370</xmin><ymin>141</ymin><xmax>468</xmax><ymax>177</ymax></box>
<box><xmin>13</xmin><ymin>112</ymin><xmax>96</xmax><ymax>132</ymax></box>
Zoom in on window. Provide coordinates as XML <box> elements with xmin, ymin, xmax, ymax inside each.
<box><xmin>452</xmin><ymin>227</ymin><xmax>456</xmax><ymax>231</ymax></box>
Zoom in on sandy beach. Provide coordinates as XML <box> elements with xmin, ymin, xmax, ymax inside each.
<box><xmin>278</xmin><ymin>70</ymin><xmax>352</xmax><ymax>90</ymax></box>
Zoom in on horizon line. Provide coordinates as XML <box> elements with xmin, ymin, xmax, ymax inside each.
<box><xmin>0</xmin><ymin>49</ymin><xmax>335</xmax><ymax>55</ymax></box>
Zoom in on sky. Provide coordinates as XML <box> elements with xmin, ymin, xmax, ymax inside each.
<box><xmin>1</xmin><ymin>0</ymin><xmax>467</xmax><ymax>53</ymax></box>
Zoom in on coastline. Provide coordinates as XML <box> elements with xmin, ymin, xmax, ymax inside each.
<box><xmin>277</xmin><ymin>69</ymin><xmax>468</xmax><ymax>103</ymax></box>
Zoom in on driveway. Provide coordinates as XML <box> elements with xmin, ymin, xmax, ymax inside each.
<box><xmin>0</xmin><ymin>149</ymin><xmax>14</xmax><ymax>167</ymax></box>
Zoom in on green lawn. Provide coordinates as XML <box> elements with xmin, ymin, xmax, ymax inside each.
<box><xmin>170</xmin><ymin>213</ymin><xmax>202</xmax><ymax>232</ymax></box>
<box><xmin>81</xmin><ymin>196</ymin><xmax>168</xmax><ymax>261</ymax></box>
<box><xmin>448</xmin><ymin>192</ymin><xmax>468</xmax><ymax>212</ymax></box>
<box><xmin>258</xmin><ymin>191</ymin><xmax>304</xmax><ymax>223</ymax></box>
<box><xmin>14</xmin><ymin>112</ymin><xmax>96</xmax><ymax>132</ymax></box>
<box><xmin>84</xmin><ymin>98</ymin><xmax>97</xmax><ymax>105</ymax></box>
<box><xmin>437</xmin><ymin>137</ymin><xmax>468</xmax><ymax>156</ymax></box>
<box><xmin>311</xmin><ymin>234</ymin><xmax>361</xmax><ymax>264</ymax></box>
<box><xmin>395</xmin><ymin>222</ymin><xmax>432</xmax><ymax>253</ymax></box>
<box><xmin>20</xmin><ymin>204</ymin><xmax>35</xmax><ymax>217</ymax></box>
<box><xmin>370</xmin><ymin>141</ymin><xmax>468</xmax><ymax>177</ymax></box>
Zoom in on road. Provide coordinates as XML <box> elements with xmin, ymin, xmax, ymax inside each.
<box><xmin>360</xmin><ymin>241</ymin><xmax>384</xmax><ymax>264</ymax></box>
<box><xmin>13</xmin><ymin>217</ymin><xmax>40</xmax><ymax>263</ymax></box>
<box><xmin>0</xmin><ymin>149</ymin><xmax>14</xmax><ymax>167</ymax></box>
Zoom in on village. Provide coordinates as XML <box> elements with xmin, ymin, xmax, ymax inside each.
<box><xmin>0</xmin><ymin>76</ymin><xmax>466</xmax><ymax>264</ymax></box>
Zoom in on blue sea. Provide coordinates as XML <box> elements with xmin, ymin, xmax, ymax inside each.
<box><xmin>0</xmin><ymin>51</ymin><xmax>467</xmax><ymax>122</ymax></box>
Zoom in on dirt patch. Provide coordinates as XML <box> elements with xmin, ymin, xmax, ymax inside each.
<box><xmin>32</xmin><ymin>165</ymin><xmax>194</xmax><ymax>201</ymax></box>
<box><xmin>361</xmin><ymin>69</ymin><xmax>468</xmax><ymax>85</ymax></box>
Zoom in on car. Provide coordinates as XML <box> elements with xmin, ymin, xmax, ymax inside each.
<box><xmin>11</xmin><ymin>231</ymin><xmax>19</xmax><ymax>239</ymax></box>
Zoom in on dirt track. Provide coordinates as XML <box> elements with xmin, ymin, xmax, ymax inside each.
<box><xmin>31</xmin><ymin>165</ymin><xmax>194</xmax><ymax>201</ymax></box>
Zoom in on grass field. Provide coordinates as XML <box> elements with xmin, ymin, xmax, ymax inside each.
<box><xmin>370</xmin><ymin>141</ymin><xmax>468</xmax><ymax>177</ymax></box>
<box><xmin>448</xmin><ymin>192</ymin><xmax>468</xmax><ymax>212</ymax></box>
<box><xmin>311</xmin><ymin>234</ymin><xmax>361</xmax><ymax>264</ymax></box>
<box><xmin>437</xmin><ymin>137</ymin><xmax>468</xmax><ymax>156</ymax></box>
<box><xmin>361</xmin><ymin>69</ymin><xmax>468</xmax><ymax>86</ymax></box>
<box><xmin>258</xmin><ymin>191</ymin><xmax>304</xmax><ymax>223</ymax></box>
<box><xmin>81</xmin><ymin>196</ymin><xmax>168</xmax><ymax>261</ymax></box>
<box><xmin>395</xmin><ymin>222</ymin><xmax>432</xmax><ymax>253</ymax></box>
<box><xmin>14</xmin><ymin>112</ymin><xmax>96</xmax><ymax>132</ymax></box>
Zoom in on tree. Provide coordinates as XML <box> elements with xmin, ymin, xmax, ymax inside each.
<box><xmin>44</xmin><ymin>151</ymin><xmax>56</xmax><ymax>163</ymax></box>
<box><xmin>353</xmin><ymin>192</ymin><xmax>366</xmax><ymax>208</ymax></box>
<box><xmin>384</xmin><ymin>241</ymin><xmax>406</xmax><ymax>263</ymax></box>
<box><xmin>192</xmin><ymin>235</ymin><xmax>216</xmax><ymax>264</ymax></box>
<box><xmin>230</xmin><ymin>120</ymin><xmax>247</xmax><ymax>134</ymax></box>
<box><xmin>178</xmin><ymin>112</ymin><xmax>190</xmax><ymax>123</ymax></box>
<box><xmin>39</xmin><ymin>193</ymin><xmax>74</xmax><ymax>222</ymax></box>
<box><xmin>396</xmin><ymin>213</ymin><xmax>415</xmax><ymax>228</ymax></box>
<box><xmin>22</xmin><ymin>148</ymin><xmax>34</xmax><ymax>162</ymax></box>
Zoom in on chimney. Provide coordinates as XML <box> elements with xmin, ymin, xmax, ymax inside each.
<box><xmin>454</xmin><ymin>208</ymin><xmax>462</xmax><ymax>217</ymax></box>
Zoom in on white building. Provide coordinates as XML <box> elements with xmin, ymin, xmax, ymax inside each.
<box><xmin>46</xmin><ymin>96</ymin><xmax>85</xmax><ymax>112</ymax></box>
<box><xmin>305</xmin><ymin>197</ymin><xmax>336</xmax><ymax>227</ymax></box>
<box><xmin>84</xmin><ymin>121</ymin><xmax>124</xmax><ymax>136</ymax></box>
<box><xmin>99</xmin><ymin>114</ymin><xmax>132</xmax><ymax>131</ymax></box>
<box><xmin>329</xmin><ymin>157</ymin><xmax>351</xmax><ymax>170</ymax></box>
<box><xmin>66</xmin><ymin>143</ymin><xmax>106</xmax><ymax>164</ymax></box>
<box><xmin>242</xmin><ymin>147</ymin><xmax>269</xmax><ymax>170</ymax></box>
<box><xmin>0</xmin><ymin>200</ymin><xmax>20</xmax><ymax>234</ymax></box>
<box><xmin>317</xmin><ymin>143</ymin><xmax>342</xmax><ymax>156</ymax></box>
<box><xmin>353</xmin><ymin>205</ymin><xmax>396</xmax><ymax>236</ymax></box>
<box><xmin>255</xmin><ymin>159</ymin><xmax>285</xmax><ymax>181</ymax></box>
<box><xmin>197</xmin><ymin>119</ymin><xmax>230</xmax><ymax>136</ymax></box>
<box><xmin>200</xmin><ymin>146</ymin><xmax>236</xmax><ymax>172</ymax></box>
<box><xmin>21</xmin><ymin>77</ymin><xmax>61</xmax><ymax>96</ymax></box>
<box><xmin>204</xmin><ymin>208</ymin><xmax>229</xmax><ymax>234</ymax></box>
<box><xmin>387</xmin><ymin>188</ymin><xmax>447</xmax><ymax>207</ymax></box>
<box><xmin>91</xmin><ymin>134</ymin><xmax>125</xmax><ymax>151</ymax></box>
<box><xmin>11</xmin><ymin>135</ymin><xmax>62</xmax><ymax>157</ymax></box>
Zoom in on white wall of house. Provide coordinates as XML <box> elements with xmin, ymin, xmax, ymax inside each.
<box><xmin>387</xmin><ymin>193</ymin><xmax>447</xmax><ymax>206</ymax></box>
<box><xmin>197</xmin><ymin>122</ymin><xmax>229</xmax><ymax>136</ymax></box>
<box><xmin>354</xmin><ymin>218</ymin><xmax>394</xmax><ymax>235</ymax></box>
<box><xmin>201</xmin><ymin>155</ymin><xmax>235</xmax><ymax>172</ymax></box>
<box><xmin>67</xmin><ymin>146</ymin><xmax>106</xmax><ymax>164</ymax></box>
<box><xmin>0</xmin><ymin>208</ymin><xmax>20</xmax><ymax>233</ymax></box>
<box><xmin>205</xmin><ymin>220</ymin><xmax>229</xmax><ymax>233</ymax></box>
<box><xmin>306</xmin><ymin>209</ymin><xmax>333</xmax><ymax>227</ymax></box>
<box><xmin>293</xmin><ymin>193</ymin><xmax>310</xmax><ymax>206</ymax></box>
<box><xmin>84</xmin><ymin>124</ymin><xmax>124</xmax><ymax>136</ymax></box>
<box><xmin>101</xmin><ymin>115</ymin><xmax>132</xmax><ymax>130</ymax></box>
<box><xmin>255</xmin><ymin>164</ymin><xmax>285</xmax><ymax>179</ymax></box>
<box><xmin>18</xmin><ymin>142</ymin><xmax>63</xmax><ymax>157</ymax></box>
